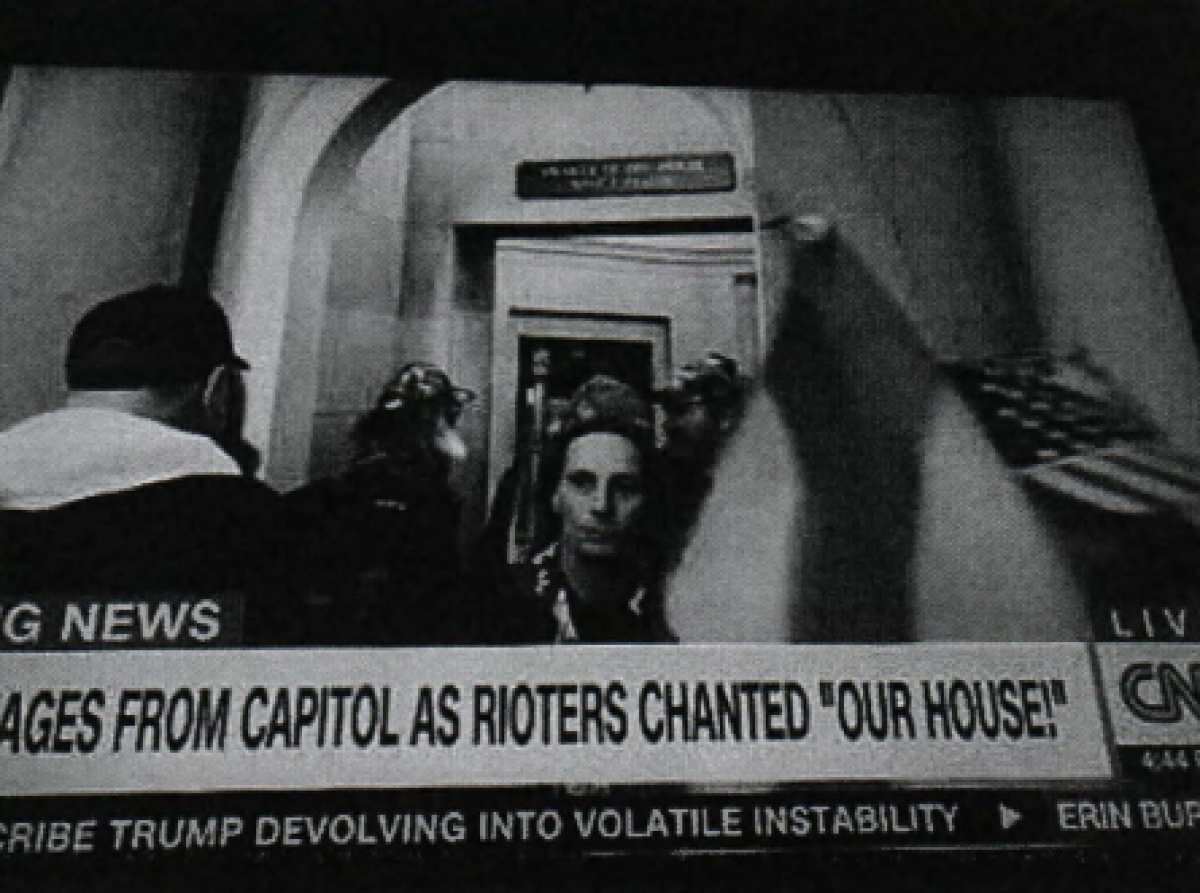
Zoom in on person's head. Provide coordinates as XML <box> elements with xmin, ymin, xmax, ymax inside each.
<box><xmin>543</xmin><ymin>376</ymin><xmax>659</xmax><ymax>565</ymax></box>
<box><xmin>659</xmin><ymin>352</ymin><xmax>746</xmax><ymax>461</ymax></box>
<box><xmin>64</xmin><ymin>283</ymin><xmax>249</xmax><ymax>440</ymax></box>
<box><xmin>353</xmin><ymin>362</ymin><xmax>475</xmax><ymax>475</ymax></box>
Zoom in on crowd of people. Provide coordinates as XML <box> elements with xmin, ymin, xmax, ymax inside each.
<box><xmin>0</xmin><ymin>284</ymin><xmax>747</xmax><ymax>647</ymax></box>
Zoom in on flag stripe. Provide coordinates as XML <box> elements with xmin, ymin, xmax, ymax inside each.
<box><xmin>1112</xmin><ymin>444</ymin><xmax>1200</xmax><ymax>490</ymax></box>
<box><xmin>1070</xmin><ymin>455</ymin><xmax>1200</xmax><ymax>507</ymax></box>
<box><xmin>1023</xmin><ymin>463</ymin><xmax>1156</xmax><ymax>514</ymax></box>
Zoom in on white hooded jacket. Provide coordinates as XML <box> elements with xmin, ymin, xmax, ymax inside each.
<box><xmin>0</xmin><ymin>407</ymin><xmax>240</xmax><ymax>511</ymax></box>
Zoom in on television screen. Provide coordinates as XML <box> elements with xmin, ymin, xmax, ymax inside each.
<box><xmin>2</xmin><ymin>3</ymin><xmax>1199</xmax><ymax>889</ymax></box>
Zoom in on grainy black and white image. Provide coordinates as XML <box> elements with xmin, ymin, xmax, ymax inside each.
<box><xmin>1</xmin><ymin>6</ymin><xmax>1200</xmax><ymax>879</ymax></box>
<box><xmin>2</xmin><ymin>73</ymin><xmax>1200</xmax><ymax>648</ymax></box>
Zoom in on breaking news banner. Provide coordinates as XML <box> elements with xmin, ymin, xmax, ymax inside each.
<box><xmin>0</xmin><ymin>645</ymin><xmax>1109</xmax><ymax>793</ymax></box>
<box><xmin>0</xmin><ymin>596</ymin><xmax>243</xmax><ymax>650</ymax></box>
<box><xmin>3</xmin><ymin>642</ymin><xmax>1200</xmax><ymax>873</ymax></box>
<box><xmin>13</xmin><ymin>641</ymin><xmax>1197</xmax><ymax>872</ymax></box>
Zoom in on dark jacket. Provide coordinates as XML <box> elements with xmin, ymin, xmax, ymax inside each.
<box><xmin>661</xmin><ymin>454</ymin><xmax>717</xmax><ymax>569</ymax></box>
<box><xmin>478</xmin><ymin>543</ymin><xmax>675</xmax><ymax>645</ymax></box>
<box><xmin>0</xmin><ymin>408</ymin><xmax>297</xmax><ymax>646</ymax></box>
<box><xmin>285</xmin><ymin>452</ymin><xmax>466</xmax><ymax>646</ymax></box>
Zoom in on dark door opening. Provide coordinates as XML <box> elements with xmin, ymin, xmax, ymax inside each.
<box><xmin>504</xmin><ymin>336</ymin><xmax>655</xmax><ymax>560</ymax></box>
<box><xmin>516</xmin><ymin>336</ymin><xmax>654</xmax><ymax>447</ymax></box>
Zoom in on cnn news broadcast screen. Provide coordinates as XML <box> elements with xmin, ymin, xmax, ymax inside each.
<box><xmin>1</xmin><ymin>3</ymin><xmax>1200</xmax><ymax>888</ymax></box>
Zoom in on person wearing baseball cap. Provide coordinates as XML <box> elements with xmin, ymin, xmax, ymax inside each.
<box><xmin>0</xmin><ymin>283</ymin><xmax>296</xmax><ymax>645</ymax></box>
<box><xmin>657</xmin><ymin>351</ymin><xmax>748</xmax><ymax>567</ymax></box>
<box><xmin>286</xmin><ymin>361</ymin><xmax>477</xmax><ymax>646</ymax></box>
<box><xmin>658</xmin><ymin>351</ymin><xmax>746</xmax><ymax>462</ymax></box>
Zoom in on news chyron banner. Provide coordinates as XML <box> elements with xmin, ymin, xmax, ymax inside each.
<box><xmin>0</xmin><ymin>642</ymin><xmax>1153</xmax><ymax>872</ymax></box>
<box><xmin>1</xmin><ymin>645</ymin><xmax>1106</xmax><ymax>794</ymax></box>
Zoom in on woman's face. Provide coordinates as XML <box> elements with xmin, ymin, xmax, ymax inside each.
<box><xmin>553</xmin><ymin>432</ymin><xmax>646</xmax><ymax>562</ymax></box>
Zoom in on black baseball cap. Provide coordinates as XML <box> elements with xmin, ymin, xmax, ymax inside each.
<box><xmin>66</xmin><ymin>284</ymin><xmax>249</xmax><ymax>390</ymax></box>
<box><xmin>375</xmin><ymin>362</ymin><xmax>476</xmax><ymax>414</ymax></box>
<box><xmin>655</xmin><ymin>351</ymin><xmax>744</xmax><ymax>410</ymax></box>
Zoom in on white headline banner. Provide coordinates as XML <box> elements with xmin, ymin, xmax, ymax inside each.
<box><xmin>0</xmin><ymin>644</ymin><xmax>1112</xmax><ymax>795</ymax></box>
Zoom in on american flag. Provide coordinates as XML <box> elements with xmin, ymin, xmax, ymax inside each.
<box><xmin>943</xmin><ymin>352</ymin><xmax>1200</xmax><ymax>518</ymax></box>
